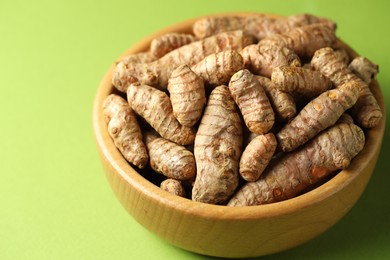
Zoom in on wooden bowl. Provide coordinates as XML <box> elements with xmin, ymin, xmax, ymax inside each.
<box><xmin>92</xmin><ymin>13</ymin><xmax>386</xmax><ymax>258</ymax></box>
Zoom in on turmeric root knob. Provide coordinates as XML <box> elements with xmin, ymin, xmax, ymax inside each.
<box><xmin>160</xmin><ymin>179</ymin><xmax>186</xmax><ymax>197</ymax></box>
<box><xmin>228</xmin><ymin>123</ymin><xmax>365</xmax><ymax>206</ymax></box>
<box><xmin>348</xmin><ymin>56</ymin><xmax>379</xmax><ymax>84</ymax></box>
<box><xmin>262</xmin><ymin>23</ymin><xmax>337</xmax><ymax>57</ymax></box>
<box><xmin>168</xmin><ymin>65</ymin><xmax>206</xmax><ymax>127</ymax></box>
<box><xmin>229</xmin><ymin>69</ymin><xmax>275</xmax><ymax>134</ymax></box>
<box><xmin>271</xmin><ymin>65</ymin><xmax>333</xmax><ymax>98</ymax></box>
<box><xmin>193</xmin><ymin>16</ymin><xmax>246</xmax><ymax>39</ymax></box>
<box><xmin>127</xmin><ymin>83</ymin><xmax>196</xmax><ymax>145</ymax></box>
<box><xmin>116</xmin><ymin>52</ymin><xmax>156</xmax><ymax>66</ymax></box>
<box><xmin>145</xmin><ymin>133</ymin><xmax>196</xmax><ymax>180</ymax></box>
<box><xmin>191</xmin><ymin>50</ymin><xmax>244</xmax><ymax>87</ymax></box>
<box><xmin>150</xmin><ymin>33</ymin><xmax>196</xmax><ymax>58</ymax></box>
<box><xmin>277</xmin><ymin>81</ymin><xmax>360</xmax><ymax>152</ymax></box>
<box><xmin>241</xmin><ymin>41</ymin><xmax>301</xmax><ymax>77</ymax></box>
<box><xmin>192</xmin><ymin>85</ymin><xmax>243</xmax><ymax>204</ymax></box>
<box><xmin>256</xmin><ymin>75</ymin><xmax>297</xmax><ymax>122</ymax></box>
<box><xmin>239</xmin><ymin>133</ymin><xmax>277</xmax><ymax>182</ymax></box>
<box><xmin>102</xmin><ymin>94</ymin><xmax>148</xmax><ymax>169</ymax></box>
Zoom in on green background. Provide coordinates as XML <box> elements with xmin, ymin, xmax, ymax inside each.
<box><xmin>1</xmin><ymin>0</ymin><xmax>389</xmax><ymax>259</ymax></box>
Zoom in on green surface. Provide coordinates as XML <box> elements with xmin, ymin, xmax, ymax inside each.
<box><xmin>1</xmin><ymin>0</ymin><xmax>389</xmax><ymax>259</ymax></box>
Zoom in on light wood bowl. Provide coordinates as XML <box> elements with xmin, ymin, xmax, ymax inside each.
<box><xmin>93</xmin><ymin>13</ymin><xmax>386</xmax><ymax>258</ymax></box>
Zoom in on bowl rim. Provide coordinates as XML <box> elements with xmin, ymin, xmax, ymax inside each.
<box><xmin>93</xmin><ymin>12</ymin><xmax>386</xmax><ymax>221</ymax></box>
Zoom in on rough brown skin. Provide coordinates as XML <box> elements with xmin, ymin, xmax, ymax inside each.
<box><xmin>256</xmin><ymin>75</ymin><xmax>296</xmax><ymax>122</ymax></box>
<box><xmin>193</xmin><ymin>13</ymin><xmax>336</xmax><ymax>40</ymax></box>
<box><xmin>335</xmin><ymin>48</ymin><xmax>350</xmax><ymax>64</ymax></box>
<box><xmin>239</xmin><ymin>133</ymin><xmax>277</xmax><ymax>182</ymax></box>
<box><xmin>113</xmin><ymin>52</ymin><xmax>156</xmax><ymax>91</ymax></box>
<box><xmin>127</xmin><ymin>83</ymin><xmax>196</xmax><ymax>145</ymax></box>
<box><xmin>193</xmin><ymin>15</ymin><xmax>246</xmax><ymax>39</ymax></box>
<box><xmin>337</xmin><ymin>113</ymin><xmax>354</xmax><ymax>124</ymax></box>
<box><xmin>262</xmin><ymin>23</ymin><xmax>337</xmax><ymax>58</ymax></box>
<box><xmin>311</xmin><ymin>47</ymin><xmax>354</xmax><ymax>85</ymax></box>
<box><xmin>116</xmin><ymin>51</ymin><xmax>156</xmax><ymax>65</ymax></box>
<box><xmin>168</xmin><ymin>65</ymin><xmax>206</xmax><ymax>127</ymax></box>
<box><xmin>276</xmin><ymin>81</ymin><xmax>360</xmax><ymax>152</ymax></box>
<box><xmin>348</xmin><ymin>56</ymin><xmax>379</xmax><ymax>84</ymax></box>
<box><xmin>144</xmin><ymin>132</ymin><xmax>196</xmax><ymax>180</ymax></box>
<box><xmin>271</xmin><ymin>65</ymin><xmax>333</xmax><ymax>98</ymax></box>
<box><xmin>302</xmin><ymin>48</ymin><xmax>349</xmax><ymax>69</ymax></box>
<box><xmin>191</xmin><ymin>50</ymin><xmax>244</xmax><ymax>87</ymax></box>
<box><xmin>229</xmin><ymin>69</ymin><xmax>275</xmax><ymax>134</ymax></box>
<box><xmin>112</xmin><ymin>30</ymin><xmax>255</xmax><ymax>92</ymax></box>
<box><xmin>192</xmin><ymin>85</ymin><xmax>243</xmax><ymax>204</ymax></box>
<box><xmin>311</xmin><ymin>47</ymin><xmax>382</xmax><ymax>128</ymax></box>
<box><xmin>241</xmin><ymin>41</ymin><xmax>301</xmax><ymax>77</ymax></box>
<box><xmin>150</xmin><ymin>33</ymin><xmax>196</xmax><ymax>58</ymax></box>
<box><xmin>247</xmin><ymin>14</ymin><xmax>336</xmax><ymax>41</ymax></box>
<box><xmin>277</xmin><ymin>13</ymin><xmax>336</xmax><ymax>31</ymax></box>
<box><xmin>102</xmin><ymin>94</ymin><xmax>148</xmax><ymax>168</ymax></box>
<box><xmin>160</xmin><ymin>179</ymin><xmax>186</xmax><ymax>197</ymax></box>
<box><xmin>228</xmin><ymin>123</ymin><xmax>365</xmax><ymax>206</ymax></box>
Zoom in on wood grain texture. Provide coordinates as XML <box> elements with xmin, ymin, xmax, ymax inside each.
<box><xmin>92</xmin><ymin>13</ymin><xmax>386</xmax><ymax>258</ymax></box>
